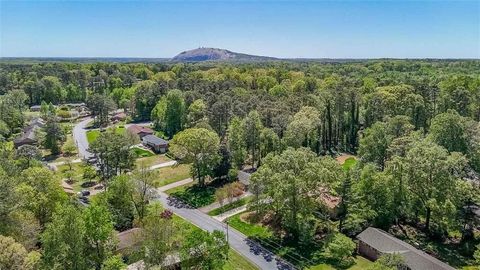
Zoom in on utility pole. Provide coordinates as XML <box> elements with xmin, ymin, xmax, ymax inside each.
<box><xmin>225</xmin><ymin>220</ymin><xmax>230</xmax><ymax>259</ymax></box>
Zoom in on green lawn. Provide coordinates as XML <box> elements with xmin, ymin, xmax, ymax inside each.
<box><xmin>223</xmin><ymin>249</ymin><xmax>258</xmax><ymax>270</ymax></box>
<box><xmin>86</xmin><ymin>126</ymin><xmax>126</xmax><ymax>143</ymax></box>
<box><xmin>136</xmin><ymin>154</ymin><xmax>172</xmax><ymax>167</ymax></box>
<box><xmin>166</xmin><ymin>182</ymin><xmax>216</xmax><ymax>208</ymax></box>
<box><xmin>227</xmin><ymin>212</ymin><xmax>273</xmax><ymax>239</ymax></box>
<box><xmin>58</xmin><ymin>162</ymin><xmax>84</xmax><ymax>180</ymax></box>
<box><xmin>342</xmin><ymin>157</ymin><xmax>357</xmax><ymax>170</ymax></box>
<box><xmin>57</xmin><ymin>162</ymin><xmax>97</xmax><ymax>192</ymax></box>
<box><xmin>153</xmin><ymin>164</ymin><xmax>191</xmax><ymax>187</ymax></box>
<box><xmin>208</xmin><ymin>197</ymin><xmax>251</xmax><ymax>216</ymax></box>
<box><xmin>132</xmin><ymin>147</ymin><xmax>154</xmax><ymax>158</ymax></box>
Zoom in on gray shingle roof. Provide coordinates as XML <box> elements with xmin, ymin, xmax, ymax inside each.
<box><xmin>142</xmin><ymin>135</ymin><xmax>168</xmax><ymax>146</ymax></box>
<box><xmin>238</xmin><ymin>171</ymin><xmax>251</xmax><ymax>185</ymax></box>
<box><xmin>357</xmin><ymin>227</ymin><xmax>455</xmax><ymax>270</ymax></box>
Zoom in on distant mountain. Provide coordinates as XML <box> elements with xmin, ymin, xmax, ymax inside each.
<box><xmin>171</xmin><ymin>47</ymin><xmax>278</xmax><ymax>62</ymax></box>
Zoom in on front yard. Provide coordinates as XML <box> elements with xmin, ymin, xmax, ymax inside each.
<box><xmin>166</xmin><ymin>182</ymin><xmax>216</xmax><ymax>208</ymax></box>
<box><xmin>136</xmin><ymin>154</ymin><xmax>172</xmax><ymax>168</ymax></box>
<box><xmin>152</xmin><ymin>164</ymin><xmax>191</xmax><ymax>187</ymax></box>
<box><xmin>57</xmin><ymin>162</ymin><xmax>98</xmax><ymax>192</ymax></box>
<box><xmin>86</xmin><ymin>126</ymin><xmax>126</xmax><ymax>143</ymax></box>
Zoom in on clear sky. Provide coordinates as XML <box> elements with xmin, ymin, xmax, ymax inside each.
<box><xmin>0</xmin><ymin>1</ymin><xmax>479</xmax><ymax>58</ymax></box>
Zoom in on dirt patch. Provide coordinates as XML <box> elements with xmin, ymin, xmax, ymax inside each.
<box><xmin>335</xmin><ymin>154</ymin><xmax>356</xmax><ymax>164</ymax></box>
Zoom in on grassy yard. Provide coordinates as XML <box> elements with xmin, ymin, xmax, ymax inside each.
<box><xmin>227</xmin><ymin>212</ymin><xmax>273</xmax><ymax>239</ymax></box>
<box><xmin>153</xmin><ymin>164</ymin><xmax>191</xmax><ymax>187</ymax></box>
<box><xmin>342</xmin><ymin>157</ymin><xmax>357</xmax><ymax>170</ymax></box>
<box><xmin>86</xmin><ymin>126</ymin><xmax>126</xmax><ymax>143</ymax></box>
<box><xmin>132</xmin><ymin>147</ymin><xmax>154</xmax><ymax>158</ymax></box>
<box><xmin>58</xmin><ymin>162</ymin><xmax>84</xmax><ymax>180</ymax></box>
<box><xmin>166</xmin><ymin>183</ymin><xmax>216</xmax><ymax>208</ymax></box>
<box><xmin>57</xmin><ymin>162</ymin><xmax>97</xmax><ymax>192</ymax></box>
<box><xmin>223</xmin><ymin>249</ymin><xmax>258</xmax><ymax>270</ymax></box>
<box><xmin>136</xmin><ymin>154</ymin><xmax>172</xmax><ymax>167</ymax></box>
<box><xmin>208</xmin><ymin>197</ymin><xmax>252</xmax><ymax>216</ymax></box>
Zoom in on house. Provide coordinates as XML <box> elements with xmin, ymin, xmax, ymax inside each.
<box><xmin>116</xmin><ymin>228</ymin><xmax>143</xmax><ymax>255</ymax></box>
<box><xmin>238</xmin><ymin>170</ymin><xmax>251</xmax><ymax>186</ymax></box>
<box><xmin>318</xmin><ymin>191</ymin><xmax>341</xmax><ymax>217</ymax></box>
<box><xmin>142</xmin><ymin>135</ymin><xmax>168</xmax><ymax>153</ymax></box>
<box><xmin>13</xmin><ymin>118</ymin><xmax>46</xmax><ymax>148</ymax></box>
<box><xmin>30</xmin><ymin>105</ymin><xmax>42</xmax><ymax>111</ymax></box>
<box><xmin>111</xmin><ymin>112</ymin><xmax>127</xmax><ymax>122</ymax></box>
<box><xmin>127</xmin><ymin>124</ymin><xmax>154</xmax><ymax>138</ymax></box>
<box><xmin>357</xmin><ymin>227</ymin><xmax>455</xmax><ymax>270</ymax></box>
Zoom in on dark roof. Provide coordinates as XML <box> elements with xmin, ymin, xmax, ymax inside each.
<box><xmin>117</xmin><ymin>228</ymin><xmax>143</xmax><ymax>251</ymax></box>
<box><xmin>238</xmin><ymin>171</ymin><xmax>251</xmax><ymax>185</ymax></box>
<box><xmin>357</xmin><ymin>227</ymin><xmax>455</xmax><ymax>270</ymax></box>
<box><xmin>142</xmin><ymin>135</ymin><xmax>168</xmax><ymax>146</ymax></box>
<box><xmin>14</xmin><ymin>118</ymin><xmax>45</xmax><ymax>145</ymax></box>
<box><xmin>127</xmin><ymin>124</ymin><xmax>154</xmax><ymax>135</ymax></box>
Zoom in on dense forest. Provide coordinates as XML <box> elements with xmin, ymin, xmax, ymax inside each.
<box><xmin>0</xmin><ymin>59</ymin><xmax>479</xmax><ymax>269</ymax></box>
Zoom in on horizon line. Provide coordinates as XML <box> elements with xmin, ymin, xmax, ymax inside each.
<box><xmin>1</xmin><ymin>56</ymin><xmax>479</xmax><ymax>61</ymax></box>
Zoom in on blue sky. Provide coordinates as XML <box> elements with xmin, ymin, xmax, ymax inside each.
<box><xmin>0</xmin><ymin>1</ymin><xmax>478</xmax><ymax>58</ymax></box>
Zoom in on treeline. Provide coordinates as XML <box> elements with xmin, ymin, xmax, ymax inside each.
<box><xmin>2</xmin><ymin>60</ymin><xmax>479</xmax><ymax>154</ymax></box>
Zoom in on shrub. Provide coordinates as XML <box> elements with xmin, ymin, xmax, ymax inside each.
<box><xmin>323</xmin><ymin>233</ymin><xmax>356</xmax><ymax>266</ymax></box>
<box><xmin>228</xmin><ymin>168</ymin><xmax>238</xmax><ymax>180</ymax></box>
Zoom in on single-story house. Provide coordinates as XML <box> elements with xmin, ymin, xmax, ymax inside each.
<box><xmin>13</xmin><ymin>118</ymin><xmax>46</xmax><ymax>148</ymax></box>
<box><xmin>127</xmin><ymin>125</ymin><xmax>154</xmax><ymax>138</ymax></box>
<box><xmin>111</xmin><ymin>112</ymin><xmax>127</xmax><ymax>122</ymax></box>
<box><xmin>142</xmin><ymin>135</ymin><xmax>168</xmax><ymax>153</ymax></box>
<box><xmin>29</xmin><ymin>105</ymin><xmax>42</xmax><ymax>112</ymax></box>
<box><xmin>318</xmin><ymin>191</ymin><xmax>341</xmax><ymax>217</ymax></box>
<box><xmin>357</xmin><ymin>227</ymin><xmax>455</xmax><ymax>270</ymax></box>
<box><xmin>116</xmin><ymin>228</ymin><xmax>143</xmax><ymax>255</ymax></box>
<box><xmin>238</xmin><ymin>170</ymin><xmax>251</xmax><ymax>186</ymax></box>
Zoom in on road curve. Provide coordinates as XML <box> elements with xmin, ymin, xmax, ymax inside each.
<box><xmin>73</xmin><ymin>117</ymin><xmax>94</xmax><ymax>160</ymax></box>
<box><xmin>154</xmin><ymin>191</ymin><xmax>295</xmax><ymax>270</ymax></box>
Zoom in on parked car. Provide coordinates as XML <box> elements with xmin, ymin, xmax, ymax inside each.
<box><xmin>79</xmin><ymin>196</ymin><xmax>89</xmax><ymax>204</ymax></box>
<box><xmin>77</xmin><ymin>190</ymin><xmax>90</xmax><ymax>197</ymax></box>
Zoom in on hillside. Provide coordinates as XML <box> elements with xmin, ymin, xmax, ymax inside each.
<box><xmin>171</xmin><ymin>47</ymin><xmax>278</xmax><ymax>62</ymax></box>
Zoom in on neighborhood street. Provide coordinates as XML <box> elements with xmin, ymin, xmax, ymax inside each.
<box><xmin>72</xmin><ymin>117</ymin><xmax>94</xmax><ymax>159</ymax></box>
<box><xmin>155</xmin><ymin>191</ymin><xmax>295</xmax><ymax>270</ymax></box>
<box><xmin>72</xmin><ymin>119</ymin><xmax>294</xmax><ymax>270</ymax></box>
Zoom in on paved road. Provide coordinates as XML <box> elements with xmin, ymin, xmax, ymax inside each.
<box><xmin>73</xmin><ymin>117</ymin><xmax>94</xmax><ymax>160</ymax></box>
<box><xmin>154</xmin><ymin>191</ymin><xmax>295</xmax><ymax>270</ymax></box>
